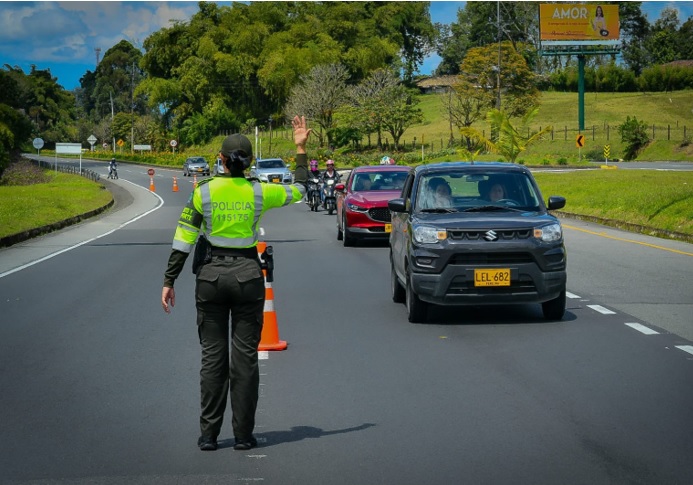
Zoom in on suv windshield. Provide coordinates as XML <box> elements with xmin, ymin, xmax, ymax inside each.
<box><xmin>257</xmin><ymin>159</ymin><xmax>286</xmax><ymax>169</ymax></box>
<box><xmin>415</xmin><ymin>171</ymin><xmax>542</xmax><ymax>212</ymax></box>
<box><xmin>351</xmin><ymin>171</ymin><xmax>407</xmax><ymax>192</ymax></box>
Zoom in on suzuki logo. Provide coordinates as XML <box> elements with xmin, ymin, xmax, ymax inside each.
<box><xmin>484</xmin><ymin>230</ymin><xmax>498</xmax><ymax>241</ymax></box>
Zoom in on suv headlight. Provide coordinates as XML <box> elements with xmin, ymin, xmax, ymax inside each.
<box><xmin>534</xmin><ymin>223</ymin><xmax>562</xmax><ymax>242</ymax></box>
<box><xmin>413</xmin><ymin>225</ymin><xmax>447</xmax><ymax>244</ymax></box>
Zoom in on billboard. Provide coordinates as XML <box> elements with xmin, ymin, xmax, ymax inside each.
<box><xmin>540</xmin><ymin>4</ymin><xmax>620</xmax><ymax>44</ymax></box>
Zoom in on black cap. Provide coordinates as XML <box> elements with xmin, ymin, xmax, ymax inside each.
<box><xmin>221</xmin><ymin>134</ymin><xmax>252</xmax><ymax>157</ymax></box>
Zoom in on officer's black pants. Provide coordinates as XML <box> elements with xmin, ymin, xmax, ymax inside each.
<box><xmin>195</xmin><ymin>255</ymin><xmax>265</xmax><ymax>440</ymax></box>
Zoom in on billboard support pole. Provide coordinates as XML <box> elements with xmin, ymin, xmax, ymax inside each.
<box><xmin>578</xmin><ymin>54</ymin><xmax>585</xmax><ymax>132</ymax></box>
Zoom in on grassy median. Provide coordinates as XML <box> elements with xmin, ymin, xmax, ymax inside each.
<box><xmin>0</xmin><ymin>162</ymin><xmax>112</xmax><ymax>239</ymax></box>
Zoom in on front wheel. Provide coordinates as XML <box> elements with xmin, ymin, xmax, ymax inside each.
<box><xmin>342</xmin><ymin>214</ymin><xmax>355</xmax><ymax>247</ymax></box>
<box><xmin>542</xmin><ymin>290</ymin><xmax>566</xmax><ymax>321</ymax></box>
<box><xmin>391</xmin><ymin>260</ymin><xmax>405</xmax><ymax>303</ymax></box>
<box><xmin>406</xmin><ymin>271</ymin><xmax>428</xmax><ymax>323</ymax></box>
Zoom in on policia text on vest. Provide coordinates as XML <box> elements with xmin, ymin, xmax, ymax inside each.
<box><xmin>160</xmin><ymin>116</ymin><xmax>312</xmax><ymax>452</ymax></box>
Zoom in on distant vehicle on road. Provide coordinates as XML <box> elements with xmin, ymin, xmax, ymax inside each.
<box><xmin>183</xmin><ymin>157</ymin><xmax>210</xmax><ymax>177</ymax></box>
<box><xmin>250</xmin><ymin>158</ymin><xmax>292</xmax><ymax>184</ymax></box>
<box><xmin>213</xmin><ymin>158</ymin><xmax>224</xmax><ymax>176</ymax></box>
<box><xmin>388</xmin><ymin>162</ymin><xmax>567</xmax><ymax>323</ymax></box>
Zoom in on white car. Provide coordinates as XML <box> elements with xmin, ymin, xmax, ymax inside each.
<box><xmin>213</xmin><ymin>158</ymin><xmax>224</xmax><ymax>175</ymax></box>
<box><xmin>250</xmin><ymin>158</ymin><xmax>292</xmax><ymax>184</ymax></box>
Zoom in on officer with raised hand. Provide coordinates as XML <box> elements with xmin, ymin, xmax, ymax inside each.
<box><xmin>161</xmin><ymin>116</ymin><xmax>311</xmax><ymax>451</ymax></box>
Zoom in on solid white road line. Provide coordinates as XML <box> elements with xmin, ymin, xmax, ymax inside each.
<box><xmin>675</xmin><ymin>345</ymin><xmax>693</xmax><ymax>356</ymax></box>
<box><xmin>258</xmin><ymin>351</ymin><xmax>269</xmax><ymax>360</ymax></box>
<box><xmin>587</xmin><ymin>304</ymin><xmax>616</xmax><ymax>315</ymax></box>
<box><xmin>625</xmin><ymin>322</ymin><xmax>660</xmax><ymax>335</ymax></box>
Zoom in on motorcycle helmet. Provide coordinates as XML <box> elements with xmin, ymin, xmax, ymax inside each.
<box><xmin>310</xmin><ymin>159</ymin><xmax>318</xmax><ymax>170</ymax></box>
<box><xmin>380</xmin><ymin>156</ymin><xmax>389</xmax><ymax>165</ymax></box>
<box><xmin>326</xmin><ymin>159</ymin><xmax>335</xmax><ymax>167</ymax></box>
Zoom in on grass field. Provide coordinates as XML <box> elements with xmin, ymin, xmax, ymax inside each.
<box><xmin>65</xmin><ymin>90</ymin><xmax>693</xmax><ymax>169</ymax></box>
<box><xmin>0</xmin><ymin>172</ymin><xmax>112</xmax><ymax>239</ymax></box>
<box><xmin>534</xmin><ymin>170</ymin><xmax>693</xmax><ymax>237</ymax></box>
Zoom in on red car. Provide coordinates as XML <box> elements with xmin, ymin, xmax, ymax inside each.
<box><xmin>336</xmin><ymin>165</ymin><xmax>410</xmax><ymax>246</ymax></box>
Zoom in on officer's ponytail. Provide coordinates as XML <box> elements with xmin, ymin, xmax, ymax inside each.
<box><xmin>225</xmin><ymin>150</ymin><xmax>251</xmax><ymax>177</ymax></box>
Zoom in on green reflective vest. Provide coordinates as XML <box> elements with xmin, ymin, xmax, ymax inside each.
<box><xmin>172</xmin><ymin>177</ymin><xmax>304</xmax><ymax>252</ymax></box>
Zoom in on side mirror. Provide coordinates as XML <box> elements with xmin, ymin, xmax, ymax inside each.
<box><xmin>335</xmin><ymin>183</ymin><xmax>345</xmax><ymax>192</ymax></box>
<box><xmin>250</xmin><ymin>165</ymin><xmax>256</xmax><ymax>170</ymax></box>
<box><xmin>388</xmin><ymin>198</ymin><xmax>406</xmax><ymax>213</ymax></box>
<box><xmin>547</xmin><ymin>196</ymin><xmax>566</xmax><ymax>210</ymax></box>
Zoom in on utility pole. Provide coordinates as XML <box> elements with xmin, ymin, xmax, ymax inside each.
<box><xmin>95</xmin><ymin>47</ymin><xmax>101</xmax><ymax>66</ymax></box>
<box><xmin>131</xmin><ymin>62</ymin><xmax>135</xmax><ymax>154</ymax></box>
<box><xmin>110</xmin><ymin>91</ymin><xmax>115</xmax><ymax>154</ymax></box>
<box><xmin>496</xmin><ymin>0</ymin><xmax>501</xmax><ymax>111</ymax></box>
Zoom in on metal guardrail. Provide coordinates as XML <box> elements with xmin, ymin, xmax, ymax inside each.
<box><xmin>28</xmin><ymin>158</ymin><xmax>100</xmax><ymax>182</ymax></box>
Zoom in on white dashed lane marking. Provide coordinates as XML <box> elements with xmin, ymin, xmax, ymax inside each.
<box><xmin>566</xmin><ymin>291</ymin><xmax>581</xmax><ymax>299</ymax></box>
<box><xmin>676</xmin><ymin>345</ymin><xmax>693</xmax><ymax>356</ymax></box>
<box><xmin>625</xmin><ymin>323</ymin><xmax>659</xmax><ymax>335</ymax></box>
<box><xmin>587</xmin><ymin>304</ymin><xmax>616</xmax><ymax>315</ymax></box>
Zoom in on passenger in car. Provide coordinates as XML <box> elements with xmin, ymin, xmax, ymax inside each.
<box><xmin>424</xmin><ymin>177</ymin><xmax>453</xmax><ymax>208</ymax></box>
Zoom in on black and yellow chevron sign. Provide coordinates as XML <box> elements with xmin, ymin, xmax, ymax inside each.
<box><xmin>576</xmin><ymin>134</ymin><xmax>585</xmax><ymax>148</ymax></box>
<box><xmin>604</xmin><ymin>145</ymin><xmax>611</xmax><ymax>158</ymax></box>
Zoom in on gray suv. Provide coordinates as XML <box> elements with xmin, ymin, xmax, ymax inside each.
<box><xmin>388</xmin><ymin>162</ymin><xmax>567</xmax><ymax>323</ymax></box>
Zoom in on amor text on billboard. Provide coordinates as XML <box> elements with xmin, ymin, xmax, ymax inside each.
<box><xmin>540</xmin><ymin>4</ymin><xmax>620</xmax><ymax>45</ymax></box>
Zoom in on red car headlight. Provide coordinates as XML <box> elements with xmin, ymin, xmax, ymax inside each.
<box><xmin>347</xmin><ymin>203</ymin><xmax>368</xmax><ymax>212</ymax></box>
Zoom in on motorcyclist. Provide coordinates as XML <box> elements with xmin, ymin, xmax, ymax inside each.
<box><xmin>307</xmin><ymin>159</ymin><xmax>322</xmax><ymax>208</ymax></box>
<box><xmin>108</xmin><ymin>158</ymin><xmax>117</xmax><ymax>179</ymax></box>
<box><xmin>308</xmin><ymin>159</ymin><xmax>321</xmax><ymax>179</ymax></box>
<box><xmin>320</xmin><ymin>159</ymin><xmax>340</xmax><ymax>208</ymax></box>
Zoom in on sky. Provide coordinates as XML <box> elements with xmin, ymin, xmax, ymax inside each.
<box><xmin>1</xmin><ymin>1</ymin><xmax>692</xmax><ymax>91</ymax></box>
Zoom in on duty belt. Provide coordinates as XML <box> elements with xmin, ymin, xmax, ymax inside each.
<box><xmin>210</xmin><ymin>246</ymin><xmax>258</xmax><ymax>259</ymax></box>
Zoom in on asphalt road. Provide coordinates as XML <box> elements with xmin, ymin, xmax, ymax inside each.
<box><xmin>0</xmin><ymin>159</ymin><xmax>691</xmax><ymax>484</ymax></box>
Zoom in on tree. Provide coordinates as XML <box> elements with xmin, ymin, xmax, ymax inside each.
<box><xmin>284</xmin><ymin>64</ymin><xmax>350</xmax><ymax>147</ymax></box>
<box><xmin>619</xmin><ymin>2</ymin><xmax>650</xmax><ymax>76</ymax></box>
<box><xmin>678</xmin><ymin>18</ymin><xmax>693</xmax><ymax>61</ymax></box>
<box><xmin>459</xmin><ymin>107</ymin><xmax>552</xmax><ymax>163</ymax></box>
<box><xmin>90</xmin><ymin>40</ymin><xmax>146</xmax><ymax>121</ymax></box>
<box><xmin>379</xmin><ymin>84</ymin><xmax>424</xmax><ymax>150</ymax></box>
<box><xmin>136</xmin><ymin>1</ymin><xmax>435</xmax><ymax>138</ymax></box>
<box><xmin>459</xmin><ymin>41</ymin><xmax>539</xmax><ymax>118</ymax></box>
<box><xmin>345</xmin><ymin>68</ymin><xmax>401</xmax><ymax>148</ymax></box>
<box><xmin>435</xmin><ymin>1</ymin><xmax>539</xmax><ymax>76</ymax></box>
<box><xmin>441</xmin><ymin>79</ymin><xmax>493</xmax><ymax>148</ymax></box>
<box><xmin>644</xmin><ymin>8</ymin><xmax>681</xmax><ymax>65</ymax></box>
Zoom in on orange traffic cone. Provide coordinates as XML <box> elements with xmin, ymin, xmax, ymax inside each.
<box><xmin>149</xmin><ymin>176</ymin><xmax>155</xmax><ymax>192</ymax></box>
<box><xmin>193</xmin><ymin>174</ymin><xmax>198</xmax><ymax>189</ymax></box>
<box><xmin>257</xmin><ymin>241</ymin><xmax>287</xmax><ymax>351</ymax></box>
<box><xmin>172</xmin><ymin>177</ymin><xmax>179</xmax><ymax>192</ymax></box>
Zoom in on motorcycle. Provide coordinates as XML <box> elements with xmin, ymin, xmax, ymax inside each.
<box><xmin>307</xmin><ymin>177</ymin><xmax>321</xmax><ymax>212</ymax></box>
<box><xmin>108</xmin><ymin>166</ymin><xmax>118</xmax><ymax>179</ymax></box>
<box><xmin>323</xmin><ymin>178</ymin><xmax>337</xmax><ymax>215</ymax></box>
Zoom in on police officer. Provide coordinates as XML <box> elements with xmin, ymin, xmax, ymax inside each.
<box><xmin>161</xmin><ymin>116</ymin><xmax>312</xmax><ymax>451</ymax></box>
